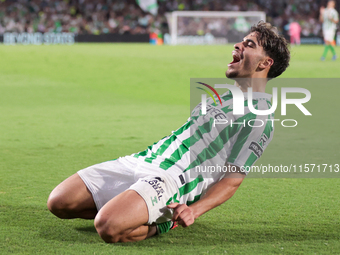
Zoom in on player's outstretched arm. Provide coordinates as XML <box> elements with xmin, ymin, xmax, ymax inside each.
<box><xmin>168</xmin><ymin>166</ymin><xmax>245</xmax><ymax>227</ymax></box>
<box><xmin>319</xmin><ymin>7</ymin><xmax>325</xmax><ymax>22</ymax></box>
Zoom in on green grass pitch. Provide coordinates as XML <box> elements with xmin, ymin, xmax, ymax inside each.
<box><xmin>0</xmin><ymin>43</ymin><xmax>339</xmax><ymax>254</ymax></box>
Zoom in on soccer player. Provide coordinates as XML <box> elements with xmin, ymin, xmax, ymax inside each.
<box><xmin>289</xmin><ymin>20</ymin><xmax>301</xmax><ymax>45</ymax></box>
<box><xmin>47</xmin><ymin>21</ymin><xmax>290</xmax><ymax>243</ymax></box>
<box><xmin>320</xmin><ymin>0</ymin><xmax>339</xmax><ymax>60</ymax></box>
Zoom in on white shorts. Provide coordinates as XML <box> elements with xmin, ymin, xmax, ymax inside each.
<box><xmin>323</xmin><ymin>30</ymin><xmax>336</xmax><ymax>42</ymax></box>
<box><xmin>77</xmin><ymin>156</ymin><xmax>179</xmax><ymax>224</ymax></box>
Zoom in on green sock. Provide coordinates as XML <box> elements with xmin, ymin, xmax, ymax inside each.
<box><xmin>322</xmin><ymin>45</ymin><xmax>329</xmax><ymax>58</ymax></box>
<box><xmin>156</xmin><ymin>221</ymin><xmax>173</xmax><ymax>235</ymax></box>
<box><xmin>329</xmin><ymin>45</ymin><xmax>336</xmax><ymax>56</ymax></box>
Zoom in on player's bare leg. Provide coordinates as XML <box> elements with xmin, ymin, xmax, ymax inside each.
<box><xmin>47</xmin><ymin>173</ymin><xmax>97</xmax><ymax>219</ymax></box>
<box><xmin>94</xmin><ymin>190</ymin><xmax>157</xmax><ymax>243</ymax></box>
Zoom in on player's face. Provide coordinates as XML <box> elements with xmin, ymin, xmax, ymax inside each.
<box><xmin>225</xmin><ymin>32</ymin><xmax>268</xmax><ymax>79</ymax></box>
<box><xmin>328</xmin><ymin>1</ymin><xmax>335</xmax><ymax>8</ymax></box>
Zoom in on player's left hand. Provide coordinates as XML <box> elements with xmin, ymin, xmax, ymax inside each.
<box><xmin>167</xmin><ymin>203</ymin><xmax>195</xmax><ymax>227</ymax></box>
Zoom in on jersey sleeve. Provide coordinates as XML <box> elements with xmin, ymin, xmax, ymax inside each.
<box><xmin>227</xmin><ymin>114</ymin><xmax>274</xmax><ymax>174</ymax></box>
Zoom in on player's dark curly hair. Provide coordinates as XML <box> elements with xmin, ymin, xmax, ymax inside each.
<box><xmin>250</xmin><ymin>21</ymin><xmax>290</xmax><ymax>79</ymax></box>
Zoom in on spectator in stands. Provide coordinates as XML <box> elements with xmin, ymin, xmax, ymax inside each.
<box><xmin>0</xmin><ymin>0</ymin><xmax>336</xmax><ymax>38</ymax></box>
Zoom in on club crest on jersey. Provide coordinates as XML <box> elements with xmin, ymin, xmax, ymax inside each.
<box><xmin>249</xmin><ymin>134</ymin><xmax>268</xmax><ymax>158</ymax></box>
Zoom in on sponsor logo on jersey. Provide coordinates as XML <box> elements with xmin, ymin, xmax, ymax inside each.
<box><xmin>249</xmin><ymin>142</ymin><xmax>263</xmax><ymax>158</ymax></box>
<box><xmin>249</xmin><ymin>134</ymin><xmax>268</xmax><ymax>158</ymax></box>
<box><xmin>143</xmin><ymin>177</ymin><xmax>165</xmax><ymax>205</ymax></box>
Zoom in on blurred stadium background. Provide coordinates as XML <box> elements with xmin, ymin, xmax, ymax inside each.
<box><xmin>1</xmin><ymin>1</ymin><xmax>340</xmax><ymax>254</ymax></box>
<box><xmin>0</xmin><ymin>0</ymin><xmax>339</xmax><ymax>44</ymax></box>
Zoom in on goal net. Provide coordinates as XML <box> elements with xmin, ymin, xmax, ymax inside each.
<box><xmin>165</xmin><ymin>11</ymin><xmax>266</xmax><ymax>45</ymax></box>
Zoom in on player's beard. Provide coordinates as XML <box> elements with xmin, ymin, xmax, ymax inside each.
<box><xmin>225</xmin><ymin>68</ymin><xmax>239</xmax><ymax>78</ymax></box>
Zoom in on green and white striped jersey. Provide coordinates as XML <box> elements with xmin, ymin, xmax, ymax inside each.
<box><xmin>132</xmin><ymin>90</ymin><xmax>274</xmax><ymax>205</ymax></box>
<box><xmin>323</xmin><ymin>8</ymin><xmax>339</xmax><ymax>31</ymax></box>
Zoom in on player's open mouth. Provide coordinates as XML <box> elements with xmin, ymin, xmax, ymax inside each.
<box><xmin>228</xmin><ymin>51</ymin><xmax>241</xmax><ymax>67</ymax></box>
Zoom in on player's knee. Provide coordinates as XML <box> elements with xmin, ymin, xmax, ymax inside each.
<box><xmin>47</xmin><ymin>191</ymin><xmax>73</xmax><ymax>219</ymax></box>
<box><xmin>94</xmin><ymin>214</ymin><xmax>125</xmax><ymax>243</ymax></box>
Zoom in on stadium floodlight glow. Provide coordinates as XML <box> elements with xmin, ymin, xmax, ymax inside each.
<box><xmin>165</xmin><ymin>11</ymin><xmax>266</xmax><ymax>45</ymax></box>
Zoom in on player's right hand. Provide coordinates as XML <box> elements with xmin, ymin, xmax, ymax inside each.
<box><xmin>167</xmin><ymin>203</ymin><xmax>195</xmax><ymax>227</ymax></box>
